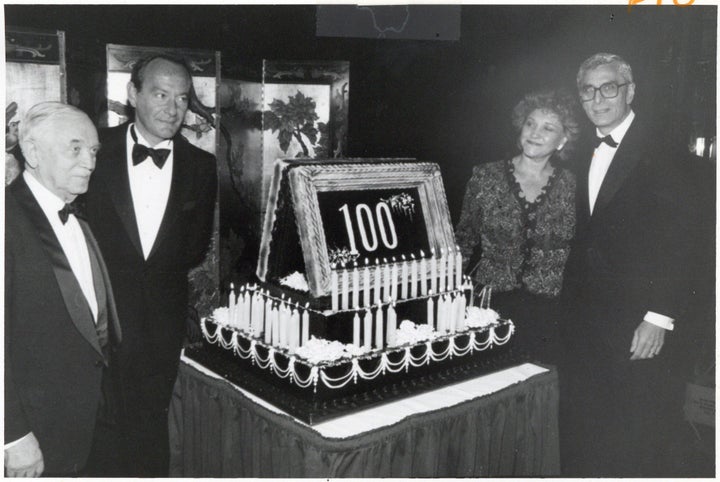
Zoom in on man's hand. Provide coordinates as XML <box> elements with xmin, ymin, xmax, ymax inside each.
<box><xmin>629</xmin><ymin>320</ymin><xmax>665</xmax><ymax>360</ymax></box>
<box><xmin>4</xmin><ymin>432</ymin><xmax>44</xmax><ymax>477</ymax></box>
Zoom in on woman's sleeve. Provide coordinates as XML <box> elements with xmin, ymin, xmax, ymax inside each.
<box><xmin>454</xmin><ymin>167</ymin><xmax>484</xmax><ymax>274</ymax></box>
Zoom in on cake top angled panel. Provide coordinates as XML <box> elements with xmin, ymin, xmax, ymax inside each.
<box><xmin>257</xmin><ymin>159</ymin><xmax>456</xmax><ymax>298</ymax></box>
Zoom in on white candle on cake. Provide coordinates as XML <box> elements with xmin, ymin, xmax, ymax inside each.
<box><xmin>250</xmin><ymin>291</ymin><xmax>258</xmax><ymax>333</ymax></box>
<box><xmin>443</xmin><ymin>294</ymin><xmax>451</xmax><ymax>332</ymax></box>
<box><xmin>289</xmin><ymin>307</ymin><xmax>300</xmax><ymax>353</ymax></box>
<box><xmin>236</xmin><ymin>287</ymin><xmax>245</xmax><ymax>329</ymax></box>
<box><xmin>390</xmin><ymin>257</ymin><xmax>398</xmax><ymax>302</ymax></box>
<box><xmin>387</xmin><ymin>301</ymin><xmax>397</xmax><ymax>346</ymax></box>
<box><xmin>352</xmin><ymin>262</ymin><xmax>360</xmax><ymax>309</ymax></box>
<box><xmin>436</xmin><ymin>294</ymin><xmax>445</xmax><ymax>333</ymax></box>
<box><xmin>410</xmin><ymin>253</ymin><xmax>418</xmax><ymax>297</ymax></box>
<box><xmin>277</xmin><ymin>302</ymin><xmax>285</xmax><ymax>346</ymax></box>
<box><xmin>254</xmin><ymin>291</ymin><xmax>264</xmax><ymax>334</ymax></box>
<box><xmin>270</xmin><ymin>303</ymin><xmax>282</xmax><ymax>346</ymax></box>
<box><xmin>438</xmin><ymin>295</ymin><xmax>448</xmax><ymax>334</ymax></box>
<box><xmin>447</xmin><ymin>293</ymin><xmax>456</xmax><ymax>333</ymax></box>
<box><xmin>374</xmin><ymin>259</ymin><xmax>382</xmax><ymax>304</ymax></box>
<box><xmin>427</xmin><ymin>291</ymin><xmax>434</xmax><ymax>329</ymax></box>
<box><xmin>458</xmin><ymin>292</ymin><xmax>467</xmax><ymax>330</ymax></box>
<box><xmin>438</xmin><ymin>247</ymin><xmax>446</xmax><ymax>293</ymax></box>
<box><xmin>228</xmin><ymin>283</ymin><xmax>236</xmax><ymax>328</ymax></box>
<box><xmin>420</xmin><ymin>251</ymin><xmax>427</xmax><ymax>295</ymax></box>
<box><xmin>375</xmin><ymin>305</ymin><xmax>384</xmax><ymax>349</ymax></box>
<box><xmin>301</xmin><ymin>303</ymin><xmax>310</xmax><ymax>345</ymax></box>
<box><xmin>235</xmin><ymin>288</ymin><xmax>242</xmax><ymax>328</ymax></box>
<box><xmin>282</xmin><ymin>300</ymin><xmax>291</xmax><ymax>347</ymax></box>
<box><xmin>456</xmin><ymin>246</ymin><xmax>463</xmax><ymax>289</ymax></box>
<box><xmin>455</xmin><ymin>293</ymin><xmax>463</xmax><ymax>332</ymax></box>
<box><xmin>430</xmin><ymin>248</ymin><xmax>438</xmax><ymax>293</ymax></box>
<box><xmin>363</xmin><ymin>309</ymin><xmax>372</xmax><ymax>350</ymax></box>
<box><xmin>264</xmin><ymin>300</ymin><xmax>273</xmax><ymax>344</ymax></box>
<box><xmin>467</xmin><ymin>276</ymin><xmax>474</xmax><ymax>308</ymax></box>
<box><xmin>259</xmin><ymin>290</ymin><xmax>269</xmax><ymax>335</ymax></box>
<box><xmin>383</xmin><ymin>258</ymin><xmax>390</xmax><ymax>302</ymax></box>
<box><xmin>280</xmin><ymin>296</ymin><xmax>287</xmax><ymax>343</ymax></box>
<box><xmin>341</xmin><ymin>264</ymin><xmax>349</xmax><ymax>311</ymax></box>
<box><xmin>331</xmin><ymin>263</ymin><xmax>339</xmax><ymax>312</ymax></box>
<box><xmin>271</xmin><ymin>305</ymin><xmax>280</xmax><ymax>346</ymax></box>
<box><xmin>458</xmin><ymin>294</ymin><xmax>468</xmax><ymax>330</ymax></box>
<box><xmin>353</xmin><ymin>312</ymin><xmax>360</xmax><ymax>347</ymax></box>
<box><xmin>401</xmin><ymin>255</ymin><xmax>408</xmax><ymax>299</ymax></box>
<box><xmin>363</xmin><ymin>258</ymin><xmax>371</xmax><ymax>307</ymax></box>
<box><xmin>241</xmin><ymin>287</ymin><xmax>249</xmax><ymax>328</ymax></box>
<box><xmin>447</xmin><ymin>246</ymin><xmax>454</xmax><ymax>292</ymax></box>
<box><xmin>243</xmin><ymin>289</ymin><xmax>251</xmax><ymax>331</ymax></box>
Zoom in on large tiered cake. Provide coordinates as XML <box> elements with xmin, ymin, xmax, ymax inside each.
<box><xmin>186</xmin><ymin>160</ymin><xmax>516</xmax><ymax>423</ymax></box>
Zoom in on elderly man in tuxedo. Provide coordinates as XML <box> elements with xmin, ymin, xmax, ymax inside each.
<box><xmin>84</xmin><ymin>54</ymin><xmax>217</xmax><ymax>476</ymax></box>
<box><xmin>5</xmin><ymin>102</ymin><xmax>122</xmax><ymax>477</ymax></box>
<box><xmin>560</xmin><ymin>53</ymin><xmax>696</xmax><ymax>476</ymax></box>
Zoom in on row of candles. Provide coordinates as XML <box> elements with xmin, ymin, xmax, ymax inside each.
<box><xmin>351</xmin><ymin>288</ymin><xmax>470</xmax><ymax>349</ymax></box>
<box><xmin>223</xmin><ymin>278</ymin><xmax>473</xmax><ymax>352</ymax></box>
<box><xmin>225</xmin><ymin>284</ymin><xmax>311</xmax><ymax>353</ymax></box>
<box><xmin>330</xmin><ymin>246</ymin><xmax>463</xmax><ymax>312</ymax></box>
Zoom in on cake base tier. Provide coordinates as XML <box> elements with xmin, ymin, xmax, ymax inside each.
<box><xmin>184</xmin><ymin>338</ymin><xmax>527</xmax><ymax>425</ymax></box>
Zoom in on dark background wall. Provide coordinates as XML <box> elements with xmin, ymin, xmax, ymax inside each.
<box><xmin>5</xmin><ymin>4</ymin><xmax>716</xmax><ymax>220</ymax></box>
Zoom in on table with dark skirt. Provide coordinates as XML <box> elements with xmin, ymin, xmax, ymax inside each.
<box><xmin>168</xmin><ymin>353</ymin><xmax>560</xmax><ymax>477</ymax></box>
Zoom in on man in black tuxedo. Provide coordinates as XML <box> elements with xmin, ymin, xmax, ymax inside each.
<box><xmin>560</xmin><ymin>53</ymin><xmax>697</xmax><ymax>476</ymax></box>
<box><xmin>84</xmin><ymin>54</ymin><xmax>217</xmax><ymax>476</ymax></box>
<box><xmin>5</xmin><ymin>102</ymin><xmax>122</xmax><ymax>477</ymax></box>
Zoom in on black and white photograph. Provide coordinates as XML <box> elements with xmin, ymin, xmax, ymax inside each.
<box><xmin>3</xmin><ymin>2</ymin><xmax>716</xmax><ymax>478</ymax></box>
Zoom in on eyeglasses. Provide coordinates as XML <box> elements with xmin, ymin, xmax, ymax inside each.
<box><xmin>579</xmin><ymin>82</ymin><xmax>629</xmax><ymax>102</ymax></box>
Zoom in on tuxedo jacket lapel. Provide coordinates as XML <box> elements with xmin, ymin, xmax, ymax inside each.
<box><xmin>591</xmin><ymin>122</ymin><xmax>643</xmax><ymax>217</ymax></box>
<box><xmin>576</xmin><ymin>144</ymin><xmax>593</xmax><ymax>228</ymax></box>
<box><xmin>80</xmin><ymin>220</ymin><xmax>122</xmax><ymax>346</ymax></box>
<box><xmin>99</xmin><ymin>125</ymin><xmax>144</xmax><ymax>257</ymax></box>
<box><xmin>12</xmin><ymin>179</ymin><xmax>104</xmax><ymax>358</ymax></box>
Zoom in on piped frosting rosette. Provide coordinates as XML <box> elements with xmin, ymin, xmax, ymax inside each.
<box><xmin>464</xmin><ymin>306</ymin><xmax>503</xmax><ymax>328</ymax></box>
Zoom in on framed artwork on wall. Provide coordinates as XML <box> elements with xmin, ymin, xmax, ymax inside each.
<box><xmin>259</xmin><ymin>60</ymin><xmax>350</xmax><ymax>217</ymax></box>
<box><xmin>5</xmin><ymin>27</ymin><xmax>66</xmax><ymax>185</ymax></box>
<box><xmin>217</xmin><ymin>79</ymin><xmax>263</xmax><ymax>287</ymax></box>
<box><xmin>219</xmin><ymin>60</ymin><xmax>350</xmax><ymax>286</ymax></box>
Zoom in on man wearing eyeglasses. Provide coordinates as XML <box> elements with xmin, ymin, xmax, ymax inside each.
<box><xmin>560</xmin><ymin>53</ymin><xmax>696</xmax><ymax>476</ymax></box>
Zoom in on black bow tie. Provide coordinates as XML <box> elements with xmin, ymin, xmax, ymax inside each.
<box><xmin>131</xmin><ymin>127</ymin><xmax>170</xmax><ymax>168</ymax></box>
<box><xmin>594</xmin><ymin>134</ymin><xmax>618</xmax><ymax>149</ymax></box>
<box><xmin>58</xmin><ymin>203</ymin><xmax>84</xmax><ymax>224</ymax></box>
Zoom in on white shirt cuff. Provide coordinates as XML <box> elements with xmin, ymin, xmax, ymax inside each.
<box><xmin>644</xmin><ymin>311</ymin><xmax>674</xmax><ymax>331</ymax></box>
<box><xmin>4</xmin><ymin>432</ymin><xmax>32</xmax><ymax>450</ymax></box>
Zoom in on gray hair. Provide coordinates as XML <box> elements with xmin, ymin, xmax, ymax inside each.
<box><xmin>576</xmin><ymin>52</ymin><xmax>634</xmax><ymax>89</ymax></box>
<box><xmin>19</xmin><ymin>102</ymin><xmax>89</xmax><ymax>154</ymax></box>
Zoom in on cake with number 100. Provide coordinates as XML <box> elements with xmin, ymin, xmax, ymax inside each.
<box><xmin>185</xmin><ymin>159</ymin><xmax>517</xmax><ymax>424</ymax></box>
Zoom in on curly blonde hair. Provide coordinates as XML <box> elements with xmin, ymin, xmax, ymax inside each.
<box><xmin>511</xmin><ymin>90</ymin><xmax>581</xmax><ymax>161</ymax></box>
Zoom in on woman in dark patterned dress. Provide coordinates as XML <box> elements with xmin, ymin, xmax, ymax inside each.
<box><xmin>455</xmin><ymin>90</ymin><xmax>580</xmax><ymax>365</ymax></box>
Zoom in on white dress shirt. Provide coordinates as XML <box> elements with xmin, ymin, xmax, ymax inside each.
<box><xmin>24</xmin><ymin>171</ymin><xmax>98</xmax><ymax>320</ymax></box>
<box><xmin>587</xmin><ymin>111</ymin><xmax>673</xmax><ymax>331</ymax></box>
<box><xmin>588</xmin><ymin>110</ymin><xmax>635</xmax><ymax>214</ymax></box>
<box><xmin>6</xmin><ymin>172</ymin><xmax>100</xmax><ymax>450</ymax></box>
<box><xmin>126</xmin><ymin>124</ymin><xmax>174</xmax><ymax>259</ymax></box>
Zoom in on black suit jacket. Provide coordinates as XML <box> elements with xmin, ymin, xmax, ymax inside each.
<box><xmin>5</xmin><ymin>176</ymin><xmax>121</xmax><ymax>473</ymax></box>
<box><xmin>83</xmin><ymin>124</ymin><xmax>217</xmax><ymax>372</ymax></box>
<box><xmin>562</xmin><ymin>116</ymin><xmax>695</xmax><ymax>358</ymax></box>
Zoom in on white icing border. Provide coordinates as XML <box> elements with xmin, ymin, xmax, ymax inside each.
<box><xmin>200</xmin><ymin>318</ymin><xmax>514</xmax><ymax>393</ymax></box>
